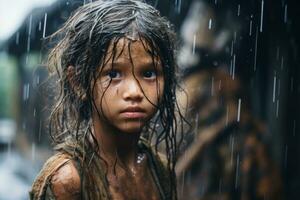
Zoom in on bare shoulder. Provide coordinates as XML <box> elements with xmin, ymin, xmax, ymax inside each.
<box><xmin>50</xmin><ymin>161</ymin><xmax>81</xmax><ymax>200</ymax></box>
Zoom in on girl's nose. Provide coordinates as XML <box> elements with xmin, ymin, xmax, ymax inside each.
<box><xmin>122</xmin><ymin>78</ymin><xmax>143</xmax><ymax>102</ymax></box>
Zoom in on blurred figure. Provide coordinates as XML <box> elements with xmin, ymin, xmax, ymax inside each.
<box><xmin>176</xmin><ymin>0</ymin><xmax>282</xmax><ymax>199</ymax></box>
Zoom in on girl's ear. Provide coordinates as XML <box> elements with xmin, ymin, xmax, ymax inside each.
<box><xmin>67</xmin><ymin>65</ymin><xmax>87</xmax><ymax>101</ymax></box>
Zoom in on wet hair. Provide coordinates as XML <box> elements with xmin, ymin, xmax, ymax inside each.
<box><xmin>47</xmin><ymin>0</ymin><xmax>184</xmax><ymax>198</ymax></box>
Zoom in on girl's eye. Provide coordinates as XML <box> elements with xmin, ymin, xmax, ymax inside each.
<box><xmin>143</xmin><ymin>70</ymin><xmax>157</xmax><ymax>79</ymax></box>
<box><xmin>107</xmin><ymin>70</ymin><xmax>121</xmax><ymax>79</ymax></box>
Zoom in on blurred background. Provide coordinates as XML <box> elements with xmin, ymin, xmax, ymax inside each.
<box><xmin>0</xmin><ymin>0</ymin><xmax>299</xmax><ymax>199</ymax></box>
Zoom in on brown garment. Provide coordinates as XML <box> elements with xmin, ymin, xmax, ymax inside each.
<box><xmin>29</xmin><ymin>138</ymin><xmax>172</xmax><ymax>200</ymax></box>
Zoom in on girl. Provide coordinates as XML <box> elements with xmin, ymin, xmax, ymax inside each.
<box><xmin>30</xmin><ymin>0</ymin><xmax>184</xmax><ymax>199</ymax></box>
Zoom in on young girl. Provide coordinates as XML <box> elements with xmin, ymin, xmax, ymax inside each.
<box><xmin>30</xmin><ymin>0</ymin><xmax>183</xmax><ymax>199</ymax></box>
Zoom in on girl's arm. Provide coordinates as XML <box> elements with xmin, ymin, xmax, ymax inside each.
<box><xmin>49</xmin><ymin>162</ymin><xmax>81</xmax><ymax>200</ymax></box>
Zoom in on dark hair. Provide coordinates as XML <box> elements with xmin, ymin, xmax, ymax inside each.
<box><xmin>47</xmin><ymin>0</ymin><xmax>183</xmax><ymax>198</ymax></box>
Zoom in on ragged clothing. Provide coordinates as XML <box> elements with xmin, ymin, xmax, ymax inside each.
<box><xmin>29</xmin><ymin>138</ymin><xmax>172</xmax><ymax>200</ymax></box>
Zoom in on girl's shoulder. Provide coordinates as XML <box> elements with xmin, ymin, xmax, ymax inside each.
<box><xmin>29</xmin><ymin>152</ymin><xmax>81</xmax><ymax>200</ymax></box>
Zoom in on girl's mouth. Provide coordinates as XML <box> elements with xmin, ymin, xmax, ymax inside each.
<box><xmin>120</xmin><ymin>106</ymin><xmax>147</xmax><ymax>119</ymax></box>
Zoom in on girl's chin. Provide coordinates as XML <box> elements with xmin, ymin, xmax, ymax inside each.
<box><xmin>117</xmin><ymin>122</ymin><xmax>146</xmax><ymax>134</ymax></box>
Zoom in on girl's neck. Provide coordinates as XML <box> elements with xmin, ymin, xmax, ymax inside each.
<box><xmin>92</xmin><ymin>116</ymin><xmax>141</xmax><ymax>167</ymax></box>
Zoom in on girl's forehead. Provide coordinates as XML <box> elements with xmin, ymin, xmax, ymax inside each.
<box><xmin>104</xmin><ymin>37</ymin><xmax>161</xmax><ymax>64</ymax></box>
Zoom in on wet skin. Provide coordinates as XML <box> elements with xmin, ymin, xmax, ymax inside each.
<box><xmin>51</xmin><ymin>38</ymin><xmax>163</xmax><ymax>200</ymax></box>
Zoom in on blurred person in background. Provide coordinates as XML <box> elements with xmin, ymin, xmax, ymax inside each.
<box><xmin>175</xmin><ymin>0</ymin><xmax>282</xmax><ymax>199</ymax></box>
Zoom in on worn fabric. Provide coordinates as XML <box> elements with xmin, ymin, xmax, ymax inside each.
<box><xmin>29</xmin><ymin>137</ymin><xmax>172</xmax><ymax>200</ymax></box>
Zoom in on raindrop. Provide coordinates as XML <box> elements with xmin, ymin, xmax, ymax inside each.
<box><xmin>38</xmin><ymin>120</ymin><xmax>42</xmax><ymax>142</ymax></box>
<box><xmin>230</xmin><ymin>135</ymin><xmax>235</xmax><ymax>166</ymax></box>
<box><xmin>214</xmin><ymin>0</ymin><xmax>217</xmax><ymax>4</ymax></box>
<box><xmin>38</xmin><ymin>21</ymin><xmax>42</xmax><ymax>31</ymax></box>
<box><xmin>254</xmin><ymin>27</ymin><xmax>258</xmax><ymax>71</ymax></box>
<box><xmin>232</xmin><ymin>54</ymin><xmax>236</xmax><ymax>80</ymax></box>
<box><xmin>194</xmin><ymin>113</ymin><xmax>199</xmax><ymax>136</ymax></box>
<box><xmin>284</xmin><ymin>4</ymin><xmax>288</xmax><ymax>23</ymax></box>
<box><xmin>28</xmin><ymin>14</ymin><xmax>32</xmax><ymax>36</ymax></box>
<box><xmin>27</xmin><ymin>15</ymin><xmax>32</xmax><ymax>52</ymax></box>
<box><xmin>22</xmin><ymin>122</ymin><xmax>26</xmax><ymax>130</ymax></box>
<box><xmin>43</xmin><ymin>13</ymin><xmax>48</xmax><ymax>38</ymax></box>
<box><xmin>153</xmin><ymin>0</ymin><xmax>158</xmax><ymax>7</ymax></box>
<box><xmin>23</xmin><ymin>83</ymin><xmax>30</xmax><ymax>101</ymax></box>
<box><xmin>32</xmin><ymin>142</ymin><xmax>36</xmax><ymax>161</ymax></box>
<box><xmin>276</xmin><ymin>99</ymin><xmax>279</xmax><ymax>118</ymax></box>
<box><xmin>218</xmin><ymin>80</ymin><xmax>222</xmax><ymax>90</ymax></box>
<box><xmin>278</xmin><ymin>79</ymin><xmax>281</xmax><ymax>96</ymax></box>
<box><xmin>249</xmin><ymin>20</ymin><xmax>253</xmax><ymax>36</ymax></box>
<box><xmin>226</xmin><ymin>105</ymin><xmax>229</xmax><ymax>125</ymax></box>
<box><xmin>26</xmin><ymin>54</ymin><xmax>29</xmax><ymax>64</ymax></box>
<box><xmin>27</xmin><ymin>36</ymin><xmax>31</xmax><ymax>52</ymax></box>
<box><xmin>276</xmin><ymin>46</ymin><xmax>280</xmax><ymax>60</ymax></box>
<box><xmin>284</xmin><ymin>145</ymin><xmax>288</xmax><ymax>169</ymax></box>
<box><xmin>211</xmin><ymin>76</ymin><xmax>214</xmax><ymax>96</ymax></box>
<box><xmin>260</xmin><ymin>0</ymin><xmax>264</xmax><ymax>32</ymax></box>
<box><xmin>233</xmin><ymin>31</ymin><xmax>237</xmax><ymax>43</ymax></box>
<box><xmin>230</xmin><ymin>40</ymin><xmax>234</xmax><ymax>56</ymax></box>
<box><xmin>33</xmin><ymin>108</ymin><xmax>36</xmax><ymax>117</ymax></box>
<box><xmin>176</xmin><ymin>0</ymin><xmax>182</xmax><ymax>14</ymax></box>
<box><xmin>235</xmin><ymin>154</ymin><xmax>240</xmax><ymax>189</ymax></box>
<box><xmin>281</xmin><ymin>56</ymin><xmax>284</xmax><ymax>70</ymax></box>
<box><xmin>16</xmin><ymin>32</ymin><xmax>19</xmax><ymax>45</ymax></box>
<box><xmin>230</xmin><ymin>59</ymin><xmax>233</xmax><ymax>76</ymax></box>
<box><xmin>192</xmin><ymin>34</ymin><xmax>196</xmax><ymax>55</ymax></box>
<box><xmin>237</xmin><ymin>98</ymin><xmax>241</xmax><ymax>122</ymax></box>
<box><xmin>36</xmin><ymin>75</ymin><xmax>40</xmax><ymax>85</ymax></box>
<box><xmin>208</xmin><ymin>18</ymin><xmax>212</xmax><ymax>30</ymax></box>
<box><xmin>272</xmin><ymin>72</ymin><xmax>277</xmax><ymax>103</ymax></box>
<box><xmin>237</xmin><ymin>4</ymin><xmax>241</xmax><ymax>16</ymax></box>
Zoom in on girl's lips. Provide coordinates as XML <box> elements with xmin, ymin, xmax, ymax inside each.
<box><xmin>120</xmin><ymin>112</ymin><xmax>147</xmax><ymax>119</ymax></box>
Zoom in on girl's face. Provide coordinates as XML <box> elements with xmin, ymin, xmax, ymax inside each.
<box><xmin>92</xmin><ymin>38</ymin><xmax>164</xmax><ymax>134</ymax></box>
